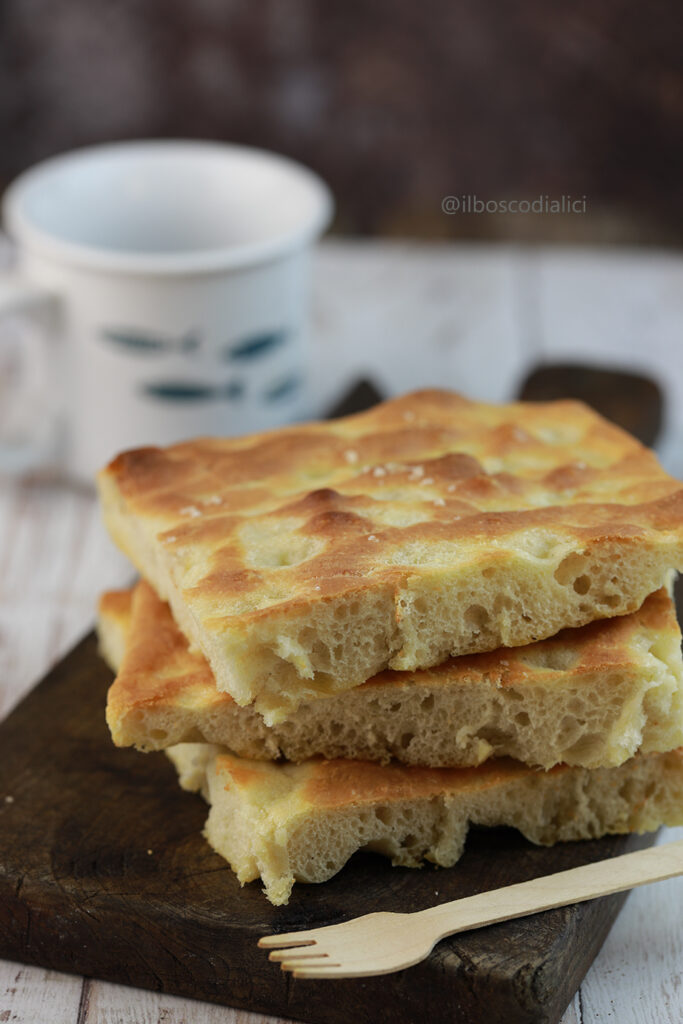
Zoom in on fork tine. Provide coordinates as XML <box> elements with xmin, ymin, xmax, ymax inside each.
<box><xmin>289</xmin><ymin>964</ymin><xmax>356</xmax><ymax>979</ymax></box>
<box><xmin>258</xmin><ymin>933</ymin><xmax>316</xmax><ymax>949</ymax></box>
<box><xmin>279</xmin><ymin>958</ymin><xmax>335</xmax><ymax>972</ymax></box>
<box><xmin>268</xmin><ymin>949</ymin><xmax>328</xmax><ymax>963</ymax></box>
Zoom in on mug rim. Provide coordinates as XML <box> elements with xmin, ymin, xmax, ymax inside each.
<box><xmin>2</xmin><ymin>139</ymin><xmax>334</xmax><ymax>276</ymax></box>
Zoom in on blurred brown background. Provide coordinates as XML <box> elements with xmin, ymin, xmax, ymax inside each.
<box><xmin>1</xmin><ymin>0</ymin><xmax>682</xmax><ymax>244</ymax></box>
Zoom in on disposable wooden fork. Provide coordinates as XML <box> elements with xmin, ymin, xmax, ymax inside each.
<box><xmin>259</xmin><ymin>838</ymin><xmax>683</xmax><ymax>978</ymax></box>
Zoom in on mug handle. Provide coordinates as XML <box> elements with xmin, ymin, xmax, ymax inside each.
<box><xmin>0</xmin><ymin>273</ymin><xmax>62</xmax><ymax>475</ymax></box>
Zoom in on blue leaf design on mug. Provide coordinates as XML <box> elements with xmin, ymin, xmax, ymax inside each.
<box><xmin>102</xmin><ymin>327</ymin><xmax>201</xmax><ymax>354</ymax></box>
<box><xmin>264</xmin><ymin>374</ymin><xmax>302</xmax><ymax>402</ymax></box>
<box><xmin>143</xmin><ymin>380</ymin><xmax>244</xmax><ymax>401</ymax></box>
<box><xmin>225</xmin><ymin>330</ymin><xmax>288</xmax><ymax>361</ymax></box>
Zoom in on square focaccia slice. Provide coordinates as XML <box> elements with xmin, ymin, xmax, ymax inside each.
<box><xmin>98</xmin><ymin>390</ymin><xmax>683</xmax><ymax>722</ymax></box>
<box><xmin>99</xmin><ymin>582</ymin><xmax>683</xmax><ymax>771</ymax></box>
<box><xmin>166</xmin><ymin>744</ymin><xmax>683</xmax><ymax>905</ymax></box>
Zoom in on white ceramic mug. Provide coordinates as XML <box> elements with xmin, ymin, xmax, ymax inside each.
<box><xmin>0</xmin><ymin>140</ymin><xmax>333</xmax><ymax>484</ymax></box>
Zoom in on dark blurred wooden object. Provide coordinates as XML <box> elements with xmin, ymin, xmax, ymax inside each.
<box><xmin>0</xmin><ymin>0</ymin><xmax>682</xmax><ymax>245</ymax></box>
<box><xmin>519</xmin><ymin>363</ymin><xmax>663</xmax><ymax>447</ymax></box>
<box><xmin>328</xmin><ymin>378</ymin><xmax>384</xmax><ymax>418</ymax></box>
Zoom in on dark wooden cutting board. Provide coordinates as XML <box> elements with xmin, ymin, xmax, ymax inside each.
<box><xmin>0</xmin><ymin>631</ymin><xmax>658</xmax><ymax>1024</ymax></box>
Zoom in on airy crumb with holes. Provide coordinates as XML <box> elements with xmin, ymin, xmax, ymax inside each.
<box><xmin>98</xmin><ymin>582</ymin><xmax>683</xmax><ymax>771</ymax></box>
<box><xmin>98</xmin><ymin>390</ymin><xmax>683</xmax><ymax>723</ymax></box>
<box><xmin>166</xmin><ymin>744</ymin><xmax>683</xmax><ymax>905</ymax></box>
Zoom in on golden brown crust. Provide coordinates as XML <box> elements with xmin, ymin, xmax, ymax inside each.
<box><xmin>105</xmin><ymin>582</ymin><xmax>232</xmax><ymax>717</ymax></box>
<box><xmin>97</xmin><ymin>588</ymin><xmax>134</xmax><ymax>625</ymax></box>
<box><xmin>101</xmin><ymin>582</ymin><xmax>683</xmax><ymax>769</ymax></box>
<box><xmin>167</xmin><ymin>744</ymin><xmax>683</xmax><ymax>904</ymax></box>
<box><xmin>98</xmin><ymin>390</ymin><xmax>683</xmax><ymax>719</ymax></box>
<box><xmin>295</xmin><ymin>756</ymin><xmax>535</xmax><ymax>807</ymax></box>
<box><xmin>97</xmin><ymin>588</ymin><xmax>136</xmax><ymax>674</ymax></box>
<box><xmin>103</xmin><ymin>390</ymin><xmax>683</xmax><ymax>534</ymax></box>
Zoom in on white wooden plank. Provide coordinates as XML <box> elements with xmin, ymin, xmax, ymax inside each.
<box><xmin>577</xmin><ymin>826</ymin><xmax>683</xmax><ymax>1024</ymax></box>
<box><xmin>533</xmin><ymin>247</ymin><xmax>683</xmax><ymax>385</ymax></box>
<box><xmin>311</xmin><ymin>241</ymin><xmax>532</xmax><ymax>412</ymax></box>
<box><xmin>0</xmin><ymin>603</ymin><xmax>63</xmax><ymax>720</ymax></box>
<box><xmin>0</xmin><ymin>483</ymin><xmax>130</xmax><ymax>604</ymax></box>
<box><xmin>67</xmin><ymin>503</ymin><xmax>134</xmax><ymax>599</ymax></box>
<box><xmin>0</xmin><ymin>480</ymin><xmax>131</xmax><ymax>718</ymax></box>
<box><xmin>532</xmin><ymin>246</ymin><xmax>683</xmax><ymax>476</ymax></box>
<box><xmin>558</xmin><ymin>994</ymin><xmax>581</xmax><ymax>1024</ymax></box>
<box><xmin>0</xmin><ymin>960</ymin><xmax>82</xmax><ymax>1024</ymax></box>
<box><xmin>1</xmin><ymin>484</ymin><xmax>79</xmax><ymax>597</ymax></box>
<box><xmin>81</xmin><ymin>979</ymin><xmax>288</xmax><ymax>1024</ymax></box>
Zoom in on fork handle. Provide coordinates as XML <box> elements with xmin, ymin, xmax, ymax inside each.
<box><xmin>421</xmin><ymin>837</ymin><xmax>683</xmax><ymax>941</ymax></box>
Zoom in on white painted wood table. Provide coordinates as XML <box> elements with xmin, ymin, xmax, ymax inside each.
<box><xmin>1</xmin><ymin>240</ymin><xmax>683</xmax><ymax>1024</ymax></box>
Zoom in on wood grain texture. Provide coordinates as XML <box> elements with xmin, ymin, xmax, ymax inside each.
<box><xmin>80</xmin><ymin>980</ymin><xmax>290</xmax><ymax>1024</ymax></box>
<box><xmin>0</xmin><ymin>960</ymin><xmax>83</xmax><ymax>1024</ymax></box>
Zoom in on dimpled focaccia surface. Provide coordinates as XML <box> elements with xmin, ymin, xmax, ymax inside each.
<box><xmin>166</xmin><ymin>744</ymin><xmax>683</xmax><ymax>905</ymax></box>
<box><xmin>98</xmin><ymin>390</ymin><xmax>683</xmax><ymax>723</ymax></box>
<box><xmin>100</xmin><ymin>582</ymin><xmax>683</xmax><ymax>771</ymax></box>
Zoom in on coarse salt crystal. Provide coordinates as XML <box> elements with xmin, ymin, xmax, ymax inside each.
<box><xmin>5</xmin><ymin>795</ymin><xmax>14</xmax><ymax>804</ymax></box>
<box><xmin>372</xmin><ymin>466</ymin><xmax>386</xmax><ymax>477</ymax></box>
<box><xmin>447</xmin><ymin>484</ymin><xmax>456</xmax><ymax>492</ymax></box>
<box><xmin>368</xmin><ymin>534</ymin><xmax>379</xmax><ymax>542</ymax></box>
<box><xmin>344</xmin><ymin>449</ymin><xmax>359</xmax><ymax>464</ymax></box>
<box><xmin>420</xmin><ymin>477</ymin><xmax>434</xmax><ymax>486</ymax></box>
<box><xmin>433</xmin><ymin>498</ymin><xmax>445</xmax><ymax>507</ymax></box>
<box><xmin>202</xmin><ymin>495</ymin><xmax>222</xmax><ymax>505</ymax></box>
<box><xmin>180</xmin><ymin>505</ymin><xmax>202</xmax><ymax>518</ymax></box>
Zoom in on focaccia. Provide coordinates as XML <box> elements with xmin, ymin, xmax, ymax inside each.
<box><xmin>98</xmin><ymin>390</ymin><xmax>683</xmax><ymax>722</ymax></box>
<box><xmin>99</xmin><ymin>583</ymin><xmax>683</xmax><ymax>770</ymax></box>
<box><xmin>167</xmin><ymin>744</ymin><xmax>683</xmax><ymax>905</ymax></box>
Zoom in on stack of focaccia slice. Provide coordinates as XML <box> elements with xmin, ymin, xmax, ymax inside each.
<box><xmin>97</xmin><ymin>390</ymin><xmax>683</xmax><ymax>905</ymax></box>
